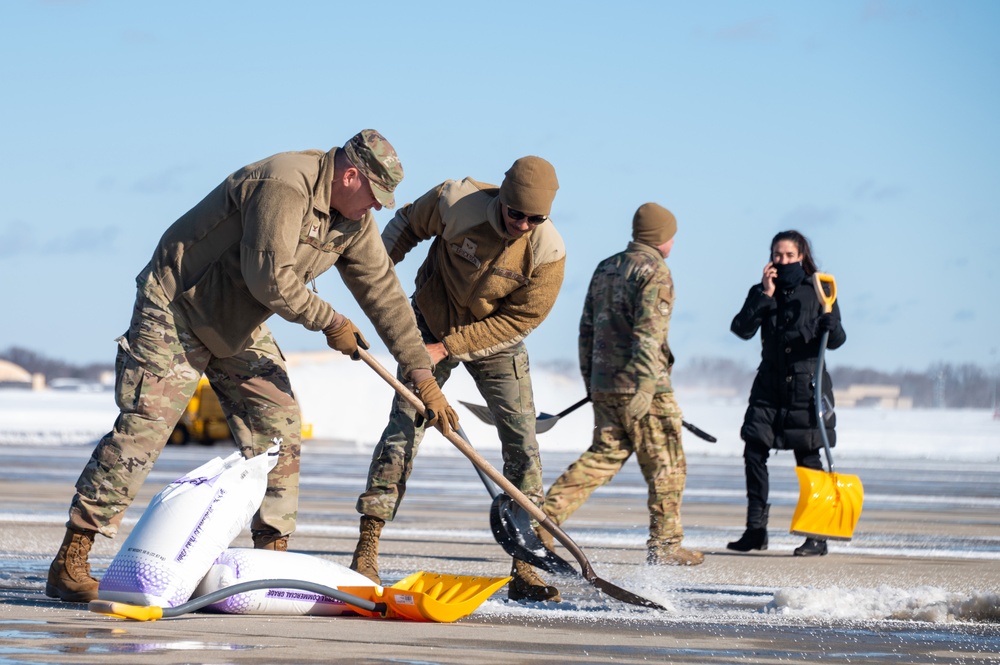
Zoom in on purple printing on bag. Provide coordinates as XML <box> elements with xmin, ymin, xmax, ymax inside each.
<box><xmin>173</xmin><ymin>476</ymin><xmax>211</xmax><ymax>487</ymax></box>
<box><xmin>99</xmin><ymin>556</ymin><xmax>172</xmax><ymax>597</ymax></box>
<box><xmin>176</xmin><ymin>487</ymin><xmax>227</xmax><ymax>562</ymax></box>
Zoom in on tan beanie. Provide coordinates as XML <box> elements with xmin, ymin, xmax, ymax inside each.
<box><xmin>632</xmin><ymin>203</ymin><xmax>677</xmax><ymax>246</ymax></box>
<box><xmin>499</xmin><ymin>156</ymin><xmax>559</xmax><ymax>216</ymax></box>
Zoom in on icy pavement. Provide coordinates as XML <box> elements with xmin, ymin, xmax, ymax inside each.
<box><xmin>0</xmin><ymin>383</ymin><xmax>998</xmax><ymax>663</ymax></box>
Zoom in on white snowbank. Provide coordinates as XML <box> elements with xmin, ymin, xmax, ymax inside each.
<box><xmin>768</xmin><ymin>585</ymin><xmax>1000</xmax><ymax>623</ymax></box>
<box><xmin>3</xmin><ymin>351</ymin><xmax>997</xmax><ymax>462</ymax></box>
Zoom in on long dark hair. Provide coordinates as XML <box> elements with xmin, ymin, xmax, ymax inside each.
<box><xmin>770</xmin><ymin>230</ymin><xmax>818</xmax><ymax>276</ymax></box>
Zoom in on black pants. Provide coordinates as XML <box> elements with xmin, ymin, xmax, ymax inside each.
<box><xmin>742</xmin><ymin>438</ymin><xmax>822</xmax><ymax>525</ymax></box>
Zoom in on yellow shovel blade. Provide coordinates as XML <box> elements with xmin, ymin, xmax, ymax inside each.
<box><xmin>790</xmin><ymin>466</ymin><xmax>864</xmax><ymax>541</ymax></box>
<box><xmin>341</xmin><ymin>572</ymin><xmax>511</xmax><ymax>623</ymax></box>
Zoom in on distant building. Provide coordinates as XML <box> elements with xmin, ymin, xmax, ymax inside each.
<box><xmin>834</xmin><ymin>384</ymin><xmax>913</xmax><ymax>409</ymax></box>
<box><xmin>0</xmin><ymin>359</ymin><xmax>31</xmax><ymax>388</ymax></box>
<box><xmin>0</xmin><ymin>359</ymin><xmax>47</xmax><ymax>390</ymax></box>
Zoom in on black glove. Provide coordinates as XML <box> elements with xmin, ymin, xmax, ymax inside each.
<box><xmin>816</xmin><ymin>313</ymin><xmax>838</xmax><ymax>333</ymax></box>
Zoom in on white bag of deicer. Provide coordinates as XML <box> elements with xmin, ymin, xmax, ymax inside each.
<box><xmin>97</xmin><ymin>443</ymin><xmax>279</xmax><ymax>607</ymax></box>
<box><xmin>193</xmin><ymin>548</ymin><xmax>377</xmax><ymax>615</ymax></box>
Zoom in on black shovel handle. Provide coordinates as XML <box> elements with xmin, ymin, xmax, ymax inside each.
<box><xmin>546</xmin><ymin>396</ymin><xmax>591</xmax><ymax>419</ymax></box>
<box><xmin>682</xmin><ymin>420</ymin><xmax>717</xmax><ymax>443</ymax></box>
<box><xmin>466</xmin><ymin>396</ymin><xmax>716</xmax><ymax>442</ymax></box>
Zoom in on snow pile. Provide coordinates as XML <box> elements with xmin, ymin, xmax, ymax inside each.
<box><xmin>2</xmin><ymin>351</ymin><xmax>998</xmax><ymax>462</ymax></box>
<box><xmin>290</xmin><ymin>352</ymin><xmax>1000</xmax><ymax>463</ymax></box>
<box><xmin>0</xmin><ymin>390</ymin><xmax>116</xmax><ymax>445</ymax></box>
<box><xmin>767</xmin><ymin>585</ymin><xmax>1000</xmax><ymax>623</ymax></box>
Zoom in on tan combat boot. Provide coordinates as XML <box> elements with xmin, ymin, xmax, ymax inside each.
<box><xmin>252</xmin><ymin>531</ymin><xmax>288</xmax><ymax>551</ymax></box>
<box><xmin>647</xmin><ymin>544</ymin><xmax>705</xmax><ymax>566</ymax></box>
<box><xmin>46</xmin><ymin>528</ymin><xmax>100</xmax><ymax>603</ymax></box>
<box><xmin>349</xmin><ymin>515</ymin><xmax>385</xmax><ymax>584</ymax></box>
<box><xmin>508</xmin><ymin>559</ymin><xmax>561</xmax><ymax>602</ymax></box>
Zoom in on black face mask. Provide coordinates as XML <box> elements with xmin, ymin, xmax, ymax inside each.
<box><xmin>775</xmin><ymin>262</ymin><xmax>805</xmax><ymax>289</ymax></box>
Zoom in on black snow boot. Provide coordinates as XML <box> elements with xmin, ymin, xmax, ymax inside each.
<box><xmin>793</xmin><ymin>538</ymin><xmax>828</xmax><ymax>557</ymax></box>
<box><xmin>727</xmin><ymin>503</ymin><xmax>769</xmax><ymax>552</ymax></box>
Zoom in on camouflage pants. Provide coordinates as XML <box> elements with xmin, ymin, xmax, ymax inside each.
<box><xmin>543</xmin><ymin>392</ymin><xmax>687</xmax><ymax>549</ymax></box>
<box><xmin>68</xmin><ymin>271</ymin><xmax>301</xmax><ymax>539</ymax></box>
<box><xmin>357</xmin><ymin>325</ymin><xmax>542</xmax><ymax>521</ymax></box>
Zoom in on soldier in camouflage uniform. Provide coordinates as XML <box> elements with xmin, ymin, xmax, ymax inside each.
<box><xmin>46</xmin><ymin>130</ymin><xmax>456</xmax><ymax>603</ymax></box>
<box><xmin>542</xmin><ymin>203</ymin><xmax>704</xmax><ymax>566</ymax></box>
<box><xmin>350</xmin><ymin>156</ymin><xmax>566</xmax><ymax>602</ymax></box>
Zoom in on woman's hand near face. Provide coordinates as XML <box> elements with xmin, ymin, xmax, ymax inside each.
<box><xmin>762</xmin><ymin>261</ymin><xmax>777</xmax><ymax>297</ymax></box>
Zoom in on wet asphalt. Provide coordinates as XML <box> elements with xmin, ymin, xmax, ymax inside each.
<box><xmin>1</xmin><ymin>440</ymin><xmax>998</xmax><ymax>664</ymax></box>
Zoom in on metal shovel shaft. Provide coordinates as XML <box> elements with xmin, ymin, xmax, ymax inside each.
<box><xmin>460</xmin><ymin>398</ymin><xmax>717</xmax><ymax>442</ymax></box>
<box><xmin>358</xmin><ymin>349</ymin><xmax>667</xmax><ymax>611</ymax></box>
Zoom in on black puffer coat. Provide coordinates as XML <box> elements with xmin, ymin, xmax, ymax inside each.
<box><xmin>732</xmin><ymin>276</ymin><xmax>846</xmax><ymax>451</ymax></box>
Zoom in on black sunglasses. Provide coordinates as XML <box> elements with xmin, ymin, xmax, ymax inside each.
<box><xmin>506</xmin><ymin>207</ymin><xmax>548</xmax><ymax>225</ymax></box>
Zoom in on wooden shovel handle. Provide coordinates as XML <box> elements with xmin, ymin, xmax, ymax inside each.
<box><xmin>356</xmin><ymin>349</ymin><xmax>548</xmax><ymax>524</ymax></box>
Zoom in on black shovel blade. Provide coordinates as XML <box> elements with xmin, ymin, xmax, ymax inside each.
<box><xmin>461</xmin><ymin>401</ymin><xmax>562</xmax><ymax>435</ymax></box>
<box><xmin>460</xmin><ymin>400</ymin><xmax>498</xmax><ymax>425</ymax></box>
<box><xmin>492</xmin><ymin>499</ymin><xmax>668</xmax><ymax>610</ymax></box>
<box><xmin>587</xmin><ymin>576</ymin><xmax>669</xmax><ymax>610</ymax></box>
<box><xmin>535</xmin><ymin>412</ymin><xmax>559</xmax><ymax>434</ymax></box>
<box><xmin>489</xmin><ymin>494</ymin><xmax>577</xmax><ymax>576</ymax></box>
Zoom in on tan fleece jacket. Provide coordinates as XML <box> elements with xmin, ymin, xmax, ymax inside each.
<box><xmin>382</xmin><ymin>177</ymin><xmax>565</xmax><ymax>362</ymax></box>
<box><xmin>146</xmin><ymin>148</ymin><xmax>430</xmax><ymax>375</ymax></box>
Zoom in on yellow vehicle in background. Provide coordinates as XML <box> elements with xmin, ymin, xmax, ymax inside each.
<box><xmin>169</xmin><ymin>377</ymin><xmax>314</xmax><ymax>445</ymax></box>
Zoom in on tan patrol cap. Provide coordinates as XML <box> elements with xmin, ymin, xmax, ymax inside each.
<box><xmin>343</xmin><ymin>129</ymin><xmax>404</xmax><ymax>208</ymax></box>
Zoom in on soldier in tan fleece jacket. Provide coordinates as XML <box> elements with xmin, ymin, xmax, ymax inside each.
<box><xmin>351</xmin><ymin>156</ymin><xmax>567</xmax><ymax>603</ymax></box>
<box><xmin>46</xmin><ymin>130</ymin><xmax>455</xmax><ymax>604</ymax></box>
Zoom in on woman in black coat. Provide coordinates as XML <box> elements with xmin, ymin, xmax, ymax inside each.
<box><xmin>727</xmin><ymin>230</ymin><xmax>846</xmax><ymax>557</ymax></box>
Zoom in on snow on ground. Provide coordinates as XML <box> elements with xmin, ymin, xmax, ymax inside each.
<box><xmin>2</xmin><ymin>351</ymin><xmax>998</xmax><ymax>462</ymax></box>
<box><xmin>2</xmin><ymin>351</ymin><xmax>998</xmax><ymax>627</ymax></box>
<box><xmin>766</xmin><ymin>586</ymin><xmax>1000</xmax><ymax>623</ymax></box>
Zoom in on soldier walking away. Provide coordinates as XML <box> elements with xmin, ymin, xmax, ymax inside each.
<box><xmin>47</xmin><ymin>130</ymin><xmax>455</xmax><ymax>603</ymax></box>
<box><xmin>727</xmin><ymin>230</ymin><xmax>846</xmax><ymax>557</ymax></box>
<box><xmin>351</xmin><ymin>156</ymin><xmax>566</xmax><ymax>602</ymax></box>
<box><xmin>541</xmin><ymin>203</ymin><xmax>704</xmax><ymax>567</ymax></box>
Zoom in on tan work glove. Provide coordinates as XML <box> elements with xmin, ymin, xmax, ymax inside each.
<box><xmin>623</xmin><ymin>390</ymin><xmax>653</xmax><ymax>430</ymax></box>
<box><xmin>413</xmin><ymin>375</ymin><xmax>459</xmax><ymax>436</ymax></box>
<box><xmin>322</xmin><ymin>313</ymin><xmax>369</xmax><ymax>360</ymax></box>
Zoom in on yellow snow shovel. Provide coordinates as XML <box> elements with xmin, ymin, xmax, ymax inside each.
<box><xmin>88</xmin><ymin>571</ymin><xmax>510</xmax><ymax>623</ymax></box>
<box><xmin>790</xmin><ymin>273</ymin><xmax>864</xmax><ymax>541</ymax></box>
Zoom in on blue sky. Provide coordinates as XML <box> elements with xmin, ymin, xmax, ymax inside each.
<box><xmin>1</xmin><ymin>1</ymin><xmax>997</xmax><ymax>373</ymax></box>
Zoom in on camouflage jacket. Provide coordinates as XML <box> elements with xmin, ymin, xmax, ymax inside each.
<box><xmin>579</xmin><ymin>241</ymin><xmax>675</xmax><ymax>396</ymax></box>
<box><xmin>146</xmin><ymin>148</ymin><xmax>430</xmax><ymax>375</ymax></box>
<box><xmin>382</xmin><ymin>177</ymin><xmax>565</xmax><ymax>362</ymax></box>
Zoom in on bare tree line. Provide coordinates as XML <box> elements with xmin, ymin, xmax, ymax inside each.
<box><xmin>669</xmin><ymin>357</ymin><xmax>999</xmax><ymax>409</ymax></box>
<box><xmin>5</xmin><ymin>346</ymin><xmax>998</xmax><ymax>409</ymax></box>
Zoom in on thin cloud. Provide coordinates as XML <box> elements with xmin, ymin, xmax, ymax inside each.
<box><xmin>52</xmin><ymin>226</ymin><xmax>121</xmax><ymax>254</ymax></box>
<box><xmin>780</xmin><ymin>204</ymin><xmax>843</xmax><ymax>228</ymax></box>
<box><xmin>0</xmin><ymin>222</ymin><xmax>120</xmax><ymax>257</ymax></box>
<box><xmin>854</xmin><ymin>179</ymin><xmax>906</xmax><ymax>202</ymax></box>
<box><xmin>953</xmin><ymin>309</ymin><xmax>976</xmax><ymax>322</ymax></box>
<box><xmin>0</xmin><ymin>223</ymin><xmax>34</xmax><ymax>258</ymax></box>
<box><xmin>121</xmin><ymin>30</ymin><xmax>157</xmax><ymax>45</ymax></box>
<box><xmin>43</xmin><ymin>226</ymin><xmax>121</xmax><ymax>254</ymax></box>
<box><xmin>715</xmin><ymin>17</ymin><xmax>777</xmax><ymax>42</ymax></box>
<box><xmin>860</xmin><ymin>0</ymin><xmax>922</xmax><ymax>23</ymax></box>
<box><xmin>131</xmin><ymin>164</ymin><xmax>196</xmax><ymax>194</ymax></box>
